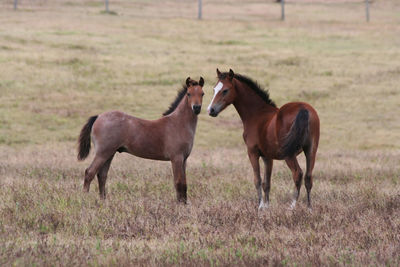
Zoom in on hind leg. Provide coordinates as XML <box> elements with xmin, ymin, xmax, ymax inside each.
<box><xmin>285</xmin><ymin>156</ymin><xmax>303</xmax><ymax>209</ymax></box>
<box><xmin>83</xmin><ymin>155</ymin><xmax>108</xmax><ymax>193</ymax></box>
<box><xmin>97</xmin><ymin>155</ymin><xmax>114</xmax><ymax>199</ymax></box>
<box><xmin>304</xmin><ymin>144</ymin><xmax>317</xmax><ymax>209</ymax></box>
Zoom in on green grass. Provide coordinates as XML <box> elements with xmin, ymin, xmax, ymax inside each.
<box><xmin>0</xmin><ymin>0</ymin><xmax>399</xmax><ymax>265</ymax></box>
<box><xmin>0</xmin><ymin>0</ymin><xmax>399</xmax><ymax>149</ymax></box>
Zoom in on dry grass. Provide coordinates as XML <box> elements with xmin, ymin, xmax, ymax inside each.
<box><xmin>1</xmin><ymin>145</ymin><xmax>399</xmax><ymax>265</ymax></box>
<box><xmin>1</xmin><ymin>0</ymin><xmax>400</xmax><ymax>265</ymax></box>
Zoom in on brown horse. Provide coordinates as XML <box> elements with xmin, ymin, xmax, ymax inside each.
<box><xmin>77</xmin><ymin>77</ymin><xmax>205</xmax><ymax>203</ymax></box>
<box><xmin>208</xmin><ymin>69</ymin><xmax>319</xmax><ymax>210</ymax></box>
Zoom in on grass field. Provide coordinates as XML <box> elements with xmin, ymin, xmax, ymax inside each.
<box><xmin>1</xmin><ymin>0</ymin><xmax>399</xmax><ymax>265</ymax></box>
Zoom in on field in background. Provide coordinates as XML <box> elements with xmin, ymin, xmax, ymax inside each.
<box><xmin>0</xmin><ymin>0</ymin><xmax>400</xmax><ymax>149</ymax></box>
<box><xmin>0</xmin><ymin>0</ymin><xmax>399</xmax><ymax>265</ymax></box>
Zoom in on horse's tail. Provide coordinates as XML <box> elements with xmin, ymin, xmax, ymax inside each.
<box><xmin>77</xmin><ymin>115</ymin><xmax>98</xmax><ymax>161</ymax></box>
<box><xmin>281</xmin><ymin>109</ymin><xmax>309</xmax><ymax>158</ymax></box>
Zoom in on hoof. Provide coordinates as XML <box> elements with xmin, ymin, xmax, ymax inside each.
<box><xmin>258</xmin><ymin>200</ymin><xmax>269</xmax><ymax>211</ymax></box>
<box><xmin>177</xmin><ymin>197</ymin><xmax>187</xmax><ymax>204</ymax></box>
<box><xmin>289</xmin><ymin>200</ymin><xmax>297</xmax><ymax>210</ymax></box>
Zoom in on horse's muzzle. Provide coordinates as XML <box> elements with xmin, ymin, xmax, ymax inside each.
<box><xmin>208</xmin><ymin>107</ymin><xmax>218</xmax><ymax>117</ymax></box>
<box><xmin>193</xmin><ymin>105</ymin><xmax>201</xmax><ymax>115</ymax></box>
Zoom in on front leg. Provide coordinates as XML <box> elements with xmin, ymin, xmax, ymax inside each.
<box><xmin>261</xmin><ymin>157</ymin><xmax>273</xmax><ymax>208</ymax></box>
<box><xmin>247</xmin><ymin>150</ymin><xmax>263</xmax><ymax>209</ymax></box>
<box><xmin>171</xmin><ymin>156</ymin><xmax>187</xmax><ymax>204</ymax></box>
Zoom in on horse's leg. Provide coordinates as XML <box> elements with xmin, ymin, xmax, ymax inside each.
<box><xmin>171</xmin><ymin>156</ymin><xmax>187</xmax><ymax>203</ymax></box>
<box><xmin>261</xmin><ymin>157</ymin><xmax>273</xmax><ymax>208</ymax></box>
<box><xmin>304</xmin><ymin>144</ymin><xmax>317</xmax><ymax>209</ymax></box>
<box><xmin>97</xmin><ymin>155</ymin><xmax>114</xmax><ymax>200</ymax></box>
<box><xmin>285</xmin><ymin>156</ymin><xmax>303</xmax><ymax>209</ymax></box>
<box><xmin>248</xmin><ymin>151</ymin><xmax>262</xmax><ymax>209</ymax></box>
<box><xmin>83</xmin><ymin>155</ymin><xmax>107</xmax><ymax>193</ymax></box>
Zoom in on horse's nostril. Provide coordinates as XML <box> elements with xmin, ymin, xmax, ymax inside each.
<box><xmin>209</xmin><ymin>107</ymin><xmax>218</xmax><ymax>117</ymax></box>
<box><xmin>193</xmin><ymin>105</ymin><xmax>201</xmax><ymax>114</ymax></box>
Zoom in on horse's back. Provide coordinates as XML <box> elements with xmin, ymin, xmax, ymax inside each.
<box><xmin>279</xmin><ymin>102</ymin><xmax>318</xmax><ymax>116</ymax></box>
<box><xmin>94</xmin><ymin>110</ymin><xmax>161</xmax><ymax>131</ymax></box>
<box><xmin>93</xmin><ymin>110</ymin><xmax>132</xmax><ymax>135</ymax></box>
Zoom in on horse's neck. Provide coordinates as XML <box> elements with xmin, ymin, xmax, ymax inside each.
<box><xmin>233</xmin><ymin>82</ymin><xmax>277</xmax><ymax>127</ymax></box>
<box><xmin>170</xmin><ymin>96</ymin><xmax>198</xmax><ymax>129</ymax></box>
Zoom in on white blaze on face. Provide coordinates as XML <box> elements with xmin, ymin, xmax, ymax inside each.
<box><xmin>191</xmin><ymin>87</ymin><xmax>196</xmax><ymax>110</ymax></box>
<box><xmin>207</xmin><ymin>82</ymin><xmax>223</xmax><ymax>113</ymax></box>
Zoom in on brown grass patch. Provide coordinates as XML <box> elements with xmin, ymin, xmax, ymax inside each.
<box><xmin>0</xmin><ymin>144</ymin><xmax>399</xmax><ymax>265</ymax></box>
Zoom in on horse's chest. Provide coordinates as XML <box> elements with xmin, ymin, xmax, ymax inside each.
<box><xmin>243</xmin><ymin>122</ymin><xmax>263</xmax><ymax>141</ymax></box>
<box><xmin>243</xmin><ymin>127</ymin><xmax>275</xmax><ymax>157</ymax></box>
<box><xmin>243</xmin><ymin>130</ymin><xmax>260</xmax><ymax>149</ymax></box>
<box><xmin>179</xmin><ymin>126</ymin><xmax>195</xmax><ymax>143</ymax></box>
<box><xmin>165</xmin><ymin>125</ymin><xmax>195</xmax><ymax>156</ymax></box>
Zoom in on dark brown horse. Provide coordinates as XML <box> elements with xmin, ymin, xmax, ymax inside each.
<box><xmin>77</xmin><ymin>77</ymin><xmax>205</xmax><ymax>203</ymax></box>
<box><xmin>208</xmin><ymin>69</ymin><xmax>319</xmax><ymax>210</ymax></box>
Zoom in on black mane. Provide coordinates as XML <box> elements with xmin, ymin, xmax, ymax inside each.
<box><xmin>220</xmin><ymin>72</ymin><xmax>276</xmax><ymax>107</ymax></box>
<box><xmin>162</xmin><ymin>85</ymin><xmax>188</xmax><ymax>116</ymax></box>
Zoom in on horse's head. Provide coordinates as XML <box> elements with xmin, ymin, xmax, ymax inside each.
<box><xmin>207</xmin><ymin>68</ymin><xmax>236</xmax><ymax>117</ymax></box>
<box><xmin>186</xmin><ymin>77</ymin><xmax>205</xmax><ymax>115</ymax></box>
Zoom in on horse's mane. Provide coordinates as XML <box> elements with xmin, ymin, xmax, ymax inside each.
<box><xmin>163</xmin><ymin>86</ymin><xmax>187</xmax><ymax>116</ymax></box>
<box><xmin>220</xmin><ymin>72</ymin><xmax>276</xmax><ymax>107</ymax></box>
<box><xmin>163</xmin><ymin>80</ymin><xmax>201</xmax><ymax>116</ymax></box>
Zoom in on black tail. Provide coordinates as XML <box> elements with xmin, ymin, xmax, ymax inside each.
<box><xmin>281</xmin><ymin>109</ymin><xmax>309</xmax><ymax>158</ymax></box>
<box><xmin>77</xmin><ymin>115</ymin><xmax>98</xmax><ymax>161</ymax></box>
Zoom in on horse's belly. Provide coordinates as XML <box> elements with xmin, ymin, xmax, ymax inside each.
<box><xmin>124</xmin><ymin>142</ymin><xmax>169</xmax><ymax>161</ymax></box>
<box><xmin>126</xmin><ymin>150</ymin><xmax>169</xmax><ymax>161</ymax></box>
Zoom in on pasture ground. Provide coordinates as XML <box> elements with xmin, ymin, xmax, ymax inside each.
<box><xmin>1</xmin><ymin>0</ymin><xmax>399</xmax><ymax>265</ymax></box>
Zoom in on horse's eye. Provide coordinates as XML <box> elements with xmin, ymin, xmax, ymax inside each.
<box><xmin>222</xmin><ymin>89</ymin><xmax>229</xmax><ymax>96</ymax></box>
<box><xmin>201</xmin><ymin>93</ymin><xmax>205</xmax><ymax>96</ymax></box>
<box><xmin>187</xmin><ymin>93</ymin><xmax>191</xmax><ymax>97</ymax></box>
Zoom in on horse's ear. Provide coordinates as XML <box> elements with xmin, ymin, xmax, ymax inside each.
<box><xmin>228</xmin><ymin>69</ymin><xmax>234</xmax><ymax>80</ymax></box>
<box><xmin>216</xmin><ymin>68</ymin><xmax>221</xmax><ymax>77</ymax></box>
<box><xmin>199</xmin><ymin>77</ymin><xmax>204</xmax><ymax>87</ymax></box>
<box><xmin>186</xmin><ymin>77</ymin><xmax>191</xmax><ymax>87</ymax></box>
